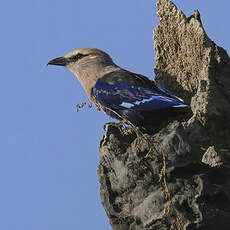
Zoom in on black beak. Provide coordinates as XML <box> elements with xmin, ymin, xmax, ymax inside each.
<box><xmin>47</xmin><ymin>56</ymin><xmax>68</xmax><ymax>66</ymax></box>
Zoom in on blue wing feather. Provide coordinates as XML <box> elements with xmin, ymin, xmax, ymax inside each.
<box><xmin>93</xmin><ymin>80</ymin><xmax>186</xmax><ymax>111</ymax></box>
<box><xmin>92</xmin><ymin>69</ymin><xmax>189</xmax><ymax>125</ymax></box>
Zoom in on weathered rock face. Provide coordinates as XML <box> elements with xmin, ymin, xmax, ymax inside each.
<box><xmin>154</xmin><ymin>0</ymin><xmax>230</xmax><ymax>150</ymax></box>
<box><xmin>98</xmin><ymin>0</ymin><xmax>230</xmax><ymax>229</ymax></box>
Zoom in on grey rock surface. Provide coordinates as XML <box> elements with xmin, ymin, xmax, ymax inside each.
<box><xmin>98</xmin><ymin>0</ymin><xmax>230</xmax><ymax>229</ymax></box>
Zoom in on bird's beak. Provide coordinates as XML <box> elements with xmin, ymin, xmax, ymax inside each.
<box><xmin>47</xmin><ymin>56</ymin><xmax>68</xmax><ymax>66</ymax></box>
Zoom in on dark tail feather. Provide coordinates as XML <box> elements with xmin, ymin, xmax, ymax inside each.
<box><xmin>140</xmin><ymin>105</ymin><xmax>192</xmax><ymax>126</ymax></box>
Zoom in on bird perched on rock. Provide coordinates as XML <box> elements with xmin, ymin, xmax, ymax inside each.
<box><xmin>48</xmin><ymin>48</ymin><xmax>189</xmax><ymax>126</ymax></box>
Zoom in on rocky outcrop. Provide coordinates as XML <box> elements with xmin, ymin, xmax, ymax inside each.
<box><xmin>98</xmin><ymin>0</ymin><xmax>230</xmax><ymax>229</ymax></box>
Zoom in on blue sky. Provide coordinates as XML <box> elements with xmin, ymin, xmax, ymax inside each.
<box><xmin>0</xmin><ymin>1</ymin><xmax>229</xmax><ymax>229</ymax></box>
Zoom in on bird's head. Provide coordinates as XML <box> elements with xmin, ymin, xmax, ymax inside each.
<box><xmin>47</xmin><ymin>48</ymin><xmax>118</xmax><ymax>101</ymax></box>
<box><xmin>47</xmin><ymin>48</ymin><xmax>114</xmax><ymax>71</ymax></box>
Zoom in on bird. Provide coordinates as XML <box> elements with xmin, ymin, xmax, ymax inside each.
<box><xmin>47</xmin><ymin>48</ymin><xmax>190</xmax><ymax>126</ymax></box>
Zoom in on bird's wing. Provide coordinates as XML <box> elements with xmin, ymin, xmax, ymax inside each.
<box><xmin>98</xmin><ymin>69</ymin><xmax>184</xmax><ymax>101</ymax></box>
<box><xmin>93</xmin><ymin>71</ymin><xmax>186</xmax><ymax>112</ymax></box>
<box><xmin>100</xmin><ymin>69</ymin><xmax>157</xmax><ymax>90</ymax></box>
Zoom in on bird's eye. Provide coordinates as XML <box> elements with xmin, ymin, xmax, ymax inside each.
<box><xmin>74</xmin><ymin>53</ymin><xmax>84</xmax><ymax>60</ymax></box>
<box><xmin>69</xmin><ymin>53</ymin><xmax>88</xmax><ymax>63</ymax></box>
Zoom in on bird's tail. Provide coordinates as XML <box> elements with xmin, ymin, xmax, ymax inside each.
<box><xmin>140</xmin><ymin>105</ymin><xmax>192</xmax><ymax>126</ymax></box>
